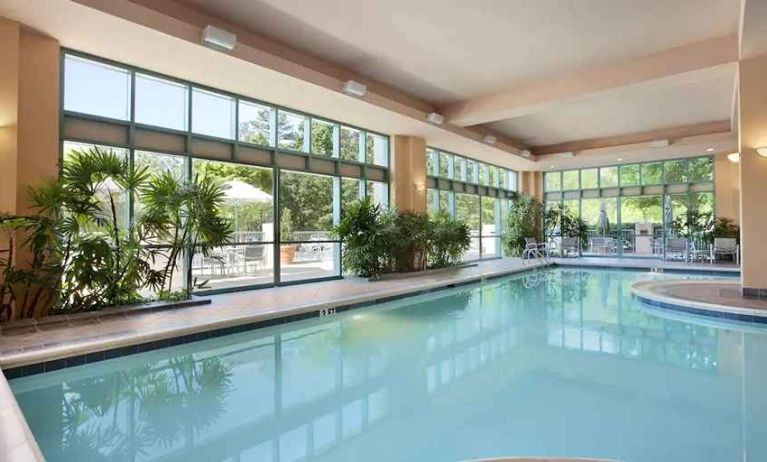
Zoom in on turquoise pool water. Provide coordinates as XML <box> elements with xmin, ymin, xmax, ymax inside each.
<box><xmin>9</xmin><ymin>268</ymin><xmax>767</xmax><ymax>462</ymax></box>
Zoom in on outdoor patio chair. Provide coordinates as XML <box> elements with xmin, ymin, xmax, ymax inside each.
<box><xmin>589</xmin><ymin>237</ymin><xmax>617</xmax><ymax>254</ymax></box>
<box><xmin>241</xmin><ymin>245</ymin><xmax>267</xmax><ymax>272</ymax></box>
<box><xmin>523</xmin><ymin>238</ymin><xmax>548</xmax><ymax>260</ymax></box>
<box><xmin>560</xmin><ymin>237</ymin><xmax>580</xmax><ymax>257</ymax></box>
<box><xmin>663</xmin><ymin>237</ymin><xmax>688</xmax><ymax>262</ymax></box>
<box><xmin>711</xmin><ymin>237</ymin><xmax>739</xmax><ymax>265</ymax></box>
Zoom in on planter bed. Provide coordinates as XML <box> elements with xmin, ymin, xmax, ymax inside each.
<box><xmin>0</xmin><ymin>297</ymin><xmax>211</xmax><ymax>336</ymax></box>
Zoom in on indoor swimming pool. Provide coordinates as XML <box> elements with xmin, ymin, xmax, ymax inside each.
<box><xmin>9</xmin><ymin>268</ymin><xmax>765</xmax><ymax>462</ymax></box>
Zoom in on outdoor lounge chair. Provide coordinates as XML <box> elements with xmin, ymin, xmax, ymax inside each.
<box><xmin>560</xmin><ymin>237</ymin><xmax>580</xmax><ymax>257</ymax></box>
<box><xmin>711</xmin><ymin>237</ymin><xmax>739</xmax><ymax>265</ymax></box>
<box><xmin>663</xmin><ymin>237</ymin><xmax>688</xmax><ymax>262</ymax></box>
<box><xmin>589</xmin><ymin>237</ymin><xmax>617</xmax><ymax>254</ymax></box>
<box><xmin>523</xmin><ymin>238</ymin><xmax>549</xmax><ymax>261</ymax></box>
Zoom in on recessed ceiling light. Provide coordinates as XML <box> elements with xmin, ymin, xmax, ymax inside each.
<box><xmin>706</xmin><ymin>147</ymin><xmax>715</xmax><ymax>152</ymax></box>
<box><xmin>549</xmin><ymin>165</ymin><xmax>555</xmax><ymax>168</ymax></box>
<box><xmin>342</xmin><ymin>80</ymin><xmax>367</xmax><ymax>97</ymax></box>
<box><xmin>617</xmin><ymin>158</ymin><xmax>623</xmax><ymax>161</ymax></box>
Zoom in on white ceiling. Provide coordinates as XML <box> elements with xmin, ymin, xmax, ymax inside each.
<box><xmin>183</xmin><ymin>0</ymin><xmax>740</xmax><ymax>105</ymax></box>
<box><xmin>487</xmin><ymin>63</ymin><xmax>738</xmax><ymax>146</ymax></box>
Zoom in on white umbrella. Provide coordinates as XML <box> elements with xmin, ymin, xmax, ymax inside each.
<box><xmin>597</xmin><ymin>202</ymin><xmax>610</xmax><ymax>236</ymax></box>
<box><xmin>221</xmin><ymin>180</ymin><xmax>272</xmax><ymax>236</ymax></box>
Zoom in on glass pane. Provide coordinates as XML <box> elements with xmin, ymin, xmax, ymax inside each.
<box><xmin>664</xmin><ymin>159</ymin><xmax>688</xmax><ymax>183</ymax></box>
<box><xmin>562</xmin><ymin>170</ymin><xmax>579</xmax><ymax>190</ymax></box>
<box><xmin>62</xmin><ymin>141</ymin><xmax>129</xmax><ymax>229</ymax></box>
<box><xmin>481</xmin><ymin>197</ymin><xmax>499</xmax><ymax>258</ymax></box>
<box><xmin>619</xmin><ymin>164</ymin><xmax>640</xmax><ymax>186</ymax></box>
<box><xmin>311</xmin><ymin>119</ymin><xmax>335</xmax><ymax>157</ymax></box>
<box><xmin>366</xmin><ymin>133</ymin><xmax>388</xmax><ymax>166</ymax></box>
<box><xmin>439</xmin><ymin>191</ymin><xmax>453</xmax><ymax>215</ymax></box>
<box><xmin>278</xmin><ymin>111</ymin><xmax>308</xmax><ymax>151</ymax></box>
<box><xmin>340</xmin><ymin>126</ymin><xmax>362</xmax><ymax>161</ymax></box>
<box><xmin>455</xmin><ymin>157</ymin><xmax>466</xmax><ymax>182</ymax></box>
<box><xmin>581</xmin><ymin>168</ymin><xmax>598</xmax><ymax>189</ymax></box>
<box><xmin>641</xmin><ymin>162</ymin><xmax>663</xmax><ymax>185</ymax></box>
<box><xmin>488</xmin><ymin>166</ymin><xmax>498</xmax><ymax>188</ymax></box>
<box><xmin>466</xmin><ymin>160</ymin><xmax>477</xmax><ymax>183</ymax></box>
<box><xmin>599</xmin><ymin>166</ymin><xmax>618</xmax><ymax>188</ymax></box>
<box><xmin>192</xmin><ymin>243</ymin><xmax>274</xmax><ymax>290</ymax></box>
<box><xmin>479</xmin><ymin>164</ymin><xmax>489</xmax><ymax>186</ymax></box>
<box><xmin>192</xmin><ymin>88</ymin><xmax>235</xmax><ymax>139</ymax></box>
<box><xmin>134</xmin><ymin>150</ymin><xmax>186</xmax><ymax>225</ymax></box>
<box><xmin>341</xmin><ymin>178</ymin><xmax>362</xmax><ymax>212</ymax></box>
<box><xmin>238</xmin><ymin>101</ymin><xmax>273</xmax><ymax>146</ymax></box>
<box><xmin>581</xmin><ymin>198</ymin><xmax>618</xmax><ymax>255</ymax></box>
<box><xmin>366</xmin><ymin>181</ymin><xmax>388</xmax><ymax>207</ymax></box>
<box><xmin>64</xmin><ymin>55</ymin><xmax>130</xmax><ymax>120</ymax></box>
<box><xmin>135</xmin><ymin>74</ymin><xmax>188</xmax><ymax>131</ymax></box>
<box><xmin>499</xmin><ymin>169</ymin><xmax>507</xmax><ymax>189</ymax></box>
<box><xmin>620</xmin><ymin>196</ymin><xmax>663</xmax><ymax>257</ymax></box>
<box><xmin>545</xmin><ymin>172</ymin><xmax>561</xmax><ymax>191</ymax></box>
<box><xmin>427</xmin><ymin>189</ymin><xmax>439</xmax><ymax>217</ymax></box>
<box><xmin>193</xmin><ymin>159</ymin><xmax>274</xmax><ymax>244</ymax></box>
<box><xmin>279</xmin><ymin>171</ymin><xmax>338</xmax><ymax>282</ymax></box>
<box><xmin>689</xmin><ymin>157</ymin><xmax>713</xmax><ymax>182</ymax></box>
<box><xmin>426</xmin><ymin>148</ymin><xmax>438</xmax><ymax>176</ymax></box>
<box><xmin>508</xmin><ymin>171</ymin><xmax>518</xmax><ymax>191</ymax></box>
<box><xmin>439</xmin><ymin>152</ymin><xmax>451</xmax><ymax>178</ymax></box>
<box><xmin>455</xmin><ymin>193</ymin><xmax>480</xmax><ymax>260</ymax></box>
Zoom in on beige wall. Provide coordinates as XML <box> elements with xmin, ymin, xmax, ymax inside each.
<box><xmin>518</xmin><ymin>170</ymin><xmax>543</xmax><ymax>201</ymax></box>
<box><xmin>0</xmin><ymin>19</ymin><xmax>59</xmax><ymax>217</ymax></box>
<box><xmin>390</xmin><ymin>135</ymin><xmax>427</xmax><ymax>213</ymax></box>
<box><xmin>714</xmin><ymin>152</ymin><xmax>740</xmax><ymax>224</ymax></box>
<box><xmin>738</xmin><ymin>52</ymin><xmax>767</xmax><ymax>291</ymax></box>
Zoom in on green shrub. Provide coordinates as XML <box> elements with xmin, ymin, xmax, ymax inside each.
<box><xmin>503</xmin><ymin>194</ymin><xmax>543</xmax><ymax>257</ymax></box>
<box><xmin>431</xmin><ymin>212</ymin><xmax>471</xmax><ymax>268</ymax></box>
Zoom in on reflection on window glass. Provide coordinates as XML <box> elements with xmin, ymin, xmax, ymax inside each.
<box><xmin>562</xmin><ymin>170</ymin><xmax>579</xmax><ymax>190</ymax></box>
<box><xmin>499</xmin><ymin>169</ymin><xmax>507</xmax><ymax>189</ymax></box>
<box><xmin>439</xmin><ymin>152</ymin><xmax>451</xmax><ymax>178</ymax></box>
<box><xmin>508</xmin><ymin>170</ymin><xmax>518</xmax><ymax>191</ymax></box>
<box><xmin>545</xmin><ymin>172</ymin><xmax>561</xmax><ymax>191</ymax></box>
<box><xmin>454</xmin><ymin>157</ymin><xmax>466</xmax><ymax>181</ymax></box>
<box><xmin>311</xmin><ymin>119</ymin><xmax>335</xmax><ymax>157</ymax></box>
<box><xmin>599</xmin><ymin>166</ymin><xmax>618</xmax><ymax>188</ymax></box>
<box><xmin>488</xmin><ymin>166</ymin><xmax>498</xmax><ymax>188</ymax></box>
<box><xmin>340</xmin><ymin>126</ymin><xmax>361</xmax><ymax>161</ymax></box>
<box><xmin>135</xmin><ymin>74</ymin><xmax>187</xmax><ymax>131</ymax></box>
<box><xmin>479</xmin><ymin>164</ymin><xmax>489</xmax><ymax>186</ymax></box>
<box><xmin>239</xmin><ymin>101</ymin><xmax>273</xmax><ymax>146</ymax></box>
<box><xmin>64</xmin><ymin>55</ymin><xmax>131</xmax><ymax>120</ymax></box>
<box><xmin>192</xmin><ymin>88</ymin><xmax>235</xmax><ymax>139</ymax></box>
<box><xmin>427</xmin><ymin>188</ymin><xmax>438</xmax><ymax>217</ymax></box>
<box><xmin>664</xmin><ymin>159</ymin><xmax>688</xmax><ymax>183</ymax></box>
<box><xmin>278</xmin><ymin>111</ymin><xmax>307</xmax><ymax>151</ymax></box>
<box><xmin>580</xmin><ymin>168</ymin><xmax>598</xmax><ymax>189</ymax></box>
<box><xmin>619</xmin><ymin>164</ymin><xmax>640</xmax><ymax>186</ymax></box>
<box><xmin>689</xmin><ymin>157</ymin><xmax>713</xmax><ymax>182</ymax></box>
<box><xmin>366</xmin><ymin>133</ymin><xmax>388</xmax><ymax>166</ymax></box>
<box><xmin>426</xmin><ymin>148</ymin><xmax>438</xmax><ymax>176</ymax></box>
<box><xmin>641</xmin><ymin>162</ymin><xmax>663</xmax><ymax>185</ymax></box>
<box><xmin>367</xmin><ymin>181</ymin><xmax>388</xmax><ymax>207</ymax></box>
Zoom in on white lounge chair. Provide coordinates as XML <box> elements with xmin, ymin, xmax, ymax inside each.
<box><xmin>523</xmin><ymin>238</ymin><xmax>548</xmax><ymax>261</ymax></box>
<box><xmin>663</xmin><ymin>237</ymin><xmax>688</xmax><ymax>262</ymax></box>
<box><xmin>711</xmin><ymin>237</ymin><xmax>739</xmax><ymax>265</ymax></box>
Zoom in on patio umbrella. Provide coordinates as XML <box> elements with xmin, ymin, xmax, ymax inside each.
<box><xmin>663</xmin><ymin>195</ymin><xmax>673</xmax><ymax>235</ymax></box>
<box><xmin>221</xmin><ymin>180</ymin><xmax>272</xmax><ymax>237</ymax></box>
<box><xmin>597</xmin><ymin>202</ymin><xmax>610</xmax><ymax>236</ymax></box>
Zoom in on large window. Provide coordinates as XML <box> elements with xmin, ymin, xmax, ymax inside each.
<box><xmin>61</xmin><ymin>52</ymin><xmax>389</xmax><ymax>292</ymax></box>
<box><xmin>425</xmin><ymin>148</ymin><xmax>518</xmax><ymax>192</ymax></box>
<box><xmin>543</xmin><ymin>156</ymin><xmax>715</xmax><ymax>258</ymax></box>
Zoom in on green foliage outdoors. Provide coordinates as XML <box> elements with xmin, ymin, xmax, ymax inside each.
<box><xmin>502</xmin><ymin>194</ymin><xmax>543</xmax><ymax>257</ymax></box>
<box><xmin>544</xmin><ymin>202</ymin><xmax>589</xmax><ymax>248</ymax></box>
<box><xmin>712</xmin><ymin>217</ymin><xmax>740</xmax><ymax>242</ymax></box>
<box><xmin>0</xmin><ymin>147</ymin><xmax>232</xmax><ymax>321</ymax></box>
<box><xmin>333</xmin><ymin>198</ymin><xmax>470</xmax><ymax>278</ymax></box>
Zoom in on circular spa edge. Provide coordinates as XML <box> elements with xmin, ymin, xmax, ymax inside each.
<box><xmin>631</xmin><ymin>279</ymin><xmax>767</xmax><ymax>324</ymax></box>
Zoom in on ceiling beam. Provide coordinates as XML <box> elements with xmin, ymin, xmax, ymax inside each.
<box><xmin>532</xmin><ymin>120</ymin><xmax>732</xmax><ymax>156</ymax></box>
<box><xmin>442</xmin><ymin>35</ymin><xmax>739</xmax><ymax>127</ymax></box>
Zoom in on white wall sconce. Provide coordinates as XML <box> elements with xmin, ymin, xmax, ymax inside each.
<box><xmin>482</xmin><ymin>134</ymin><xmax>497</xmax><ymax>145</ymax></box>
<box><xmin>342</xmin><ymin>80</ymin><xmax>367</xmax><ymax>97</ymax></box>
<box><xmin>757</xmin><ymin>146</ymin><xmax>767</xmax><ymax>157</ymax></box>
<box><xmin>426</xmin><ymin>112</ymin><xmax>444</xmax><ymax>125</ymax></box>
<box><xmin>727</xmin><ymin>152</ymin><xmax>740</xmax><ymax>163</ymax></box>
<box><xmin>202</xmin><ymin>25</ymin><xmax>237</xmax><ymax>51</ymax></box>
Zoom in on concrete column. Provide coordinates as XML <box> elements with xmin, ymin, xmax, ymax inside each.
<box><xmin>738</xmin><ymin>53</ymin><xmax>767</xmax><ymax>295</ymax></box>
<box><xmin>518</xmin><ymin>170</ymin><xmax>543</xmax><ymax>201</ymax></box>
<box><xmin>390</xmin><ymin>135</ymin><xmax>426</xmax><ymax>212</ymax></box>
<box><xmin>714</xmin><ymin>152</ymin><xmax>740</xmax><ymax>224</ymax></box>
<box><xmin>0</xmin><ymin>18</ymin><xmax>59</xmax><ymax>217</ymax></box>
